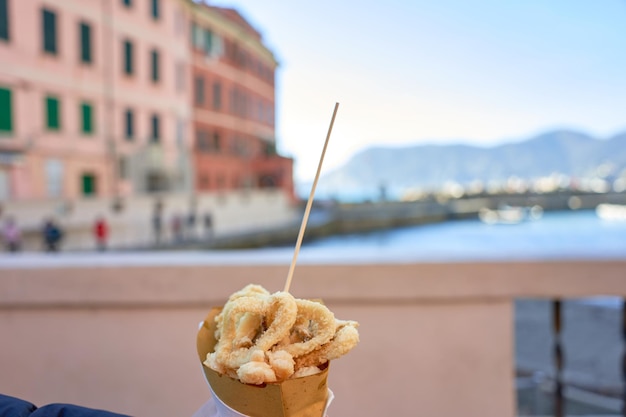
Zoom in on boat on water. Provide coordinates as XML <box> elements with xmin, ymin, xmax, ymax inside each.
<box><xmin>596</xmin><ymin>204</ymin><xmax>626</xmax><ymax>221</ymax></box>
<box><xmin>478</xmin><ymin>205</ymin><xmax>544</xmax><ymax>225</ymax></box>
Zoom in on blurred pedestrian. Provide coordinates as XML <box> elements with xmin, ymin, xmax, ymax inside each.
<box><xmin>93</xmin><ymin>216</ymin><xmax>109</xmax><ymax>251</ymax></box>
<box><xmin>2</xmin><ymin>216</ymin><xmax>22</xmax><ymax>252</ymax></box>
<box><xmin>171</xmin><ymin>213</ymin><xmax>183</xmax><ymax>243</ymax></box>
<box><xmin>42</xmin><ymin>218</ymin><xmax>63</xmax><ymax>252</ymax></box>
<box><xmin>186</xmin><ymin>210</ymin><xmax>196</xmax><ymax>241</ymax></box>
<box><xmin>152</xmin><ymin>201</ymin><xmax>163</xmax><ymax>245</ymax></box>
<box><xmin>203</xmin><ymin>211</ymin><xmax>213</xmax><ymax>240</ymax></box>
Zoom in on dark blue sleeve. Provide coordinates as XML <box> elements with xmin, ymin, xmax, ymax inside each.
<box><xmin>0</xmin><ymin>394</ymin><xmax>37</xmax><ymax>417</ymax></box>
<box><xmin>0</xmin><ymin>394</ymin><xmax>132</xmax><ymax>417</ymax></box>
<box><xmin>33</xmin><ymin>404</ymin><xmax>131</xmax><ymax>417</ymax></box>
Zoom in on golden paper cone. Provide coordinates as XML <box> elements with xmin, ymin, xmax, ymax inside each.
<box><xmin>197</xmin><ymin>308</ymin><xmax>329</xmax><ymax>417</ymax></box>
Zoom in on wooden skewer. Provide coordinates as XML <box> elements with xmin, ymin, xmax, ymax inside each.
<box><xmin>284</xmin><ymin>102</ymin><xmax>339</xmax><ymax>293</ymax></box>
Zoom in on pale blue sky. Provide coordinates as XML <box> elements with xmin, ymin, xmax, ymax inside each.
<box><xmin>216</xmin><ymin>0</ymin><xmax>626</xmax><ymax>182</ymax></box>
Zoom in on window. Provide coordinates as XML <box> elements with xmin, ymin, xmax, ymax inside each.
<box><xmin>176</xmin><ymin>119</ymin><xmax>184</xmax><ymax>147</ymax></box>
<box><xmin>212</xmin><ymin>132</ymin><xmax>221</xmax><ymax>152</ymax></box>
<box><xmin>175</xmin><ymin>62</ymin><xmax>185</xmax><ymax>92</ymax></box>
<box><xmin>199</xmin><ymin>174</ymin><xmax>209</xmax><ymax>188</ymax></box>
<box><xmin>151</xmin><ymin>0</ymin><xmax>159</xmax><ymax>20</ymax></box>
<box><xmin>122</xmin><ymin>0</ymin><xmax>132</xmax><ymax>7</ymax></box>
<box><xmin>150</xmin><ymin>49</ymin><xmax>159</xmax><ymax>82</ymax></box>
<box><xmin>79</xmin><ymin>22</ymin><xmax>92</xmax><ymax>63</ymax></box>
<box><xmin>203</xmin><ymin>29</ymin><xmax>213</xmax><ymax>54</ymax></box>
<box><xmin>123</xmin><ymin>39</ymin><xmax>133</xmax><ymax>75</ymax></box>
<box><xmin>81</xmin><ymin>173</ymin><xmax>97</xmax><ymax>196</ymax></box>
<box><xmin>124</xmin><ymin>109</ymin><xmax>134</xmax><ymax>139</ymax></box>
<box><xmin>257</xmin><ymin>100</ymin><xmax>263</xmax><ymax>122</ymax></box>
<box><xmin>45</xmin><ymin>159</ymin><xmax>64</xmax><ymax>197</ymax></box>
<box><xmin>42</xmin><ymin>8</ymin><xmax>57</xmax><ymax>54</ymax></box>
<box><xmin>45</xmin><ymin>96</ymin><xmax>60</xmax><ymax>130</ymax></box>
<box><xmin>0</xmin><ymin>0</ymin><xmax>9</xmax><ymax>41</ymax></box>
<box><xmin>0</xmin><ymin>87</ymin><xmax>12</xmax><ymax>133</ymax></box>
<box><xmin>150</xmin><ymin>114</ymin><xmax>160</xmax><ymax>143</ymax></box>
<box><xmin>194</xmin><ymin>76</ymin><xmax>204</xmax><ymax>105</ymax></box>
<box><xmin>212</xmin><ymin>82</ymin><xmax>221</xmax><ymax>110</ymax></box>
<box><xmin>146</xmin><ymin>172</ymin><xmax>166</xmax><ymax>192</ymax></box>
<box><xmin>118</xmin><ymin>156</ymin><xmax>128</xmax><ymax>180</ymax></box>
<box><xmin>196</xmin><ymin>130</ymin><xmax>208</xmax><ymax>152</ymax></box>
<box><xmin>80</xmin><ymin>102</ymin><xmax>94</xmax><ymax>134</ymax></box>
<box><xmin>0</xmin><ymin>171</ymin><xmax>8</xmax><ymax>200</ymax></box>
<box><xmin>191</xmin><ymin>23</ymin><xmax>203</xmax><ymax>49</ymax></box>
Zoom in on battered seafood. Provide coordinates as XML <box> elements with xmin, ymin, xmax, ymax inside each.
<box><xmin>204</xmin><ymin>284</ymin><xmax>359</xmax><ymax>385</ymax></box>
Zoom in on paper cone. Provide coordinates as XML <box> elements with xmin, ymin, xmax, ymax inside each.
<box><xmin>197</xmin><ymin>308</ymin><xmax>330</xmax><ymax>417</ymax></box>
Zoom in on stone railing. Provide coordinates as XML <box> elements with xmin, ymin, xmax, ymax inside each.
<box><xmin>0</xmin><ymin>254</ymin><xmax>624</xmax><ymax>417</ymax></box>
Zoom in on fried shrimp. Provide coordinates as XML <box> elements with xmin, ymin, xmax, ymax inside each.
<box><xmin>204</xmin><ymin>284</ymin><xmax>359</xmax><ymax>384</ymax></box>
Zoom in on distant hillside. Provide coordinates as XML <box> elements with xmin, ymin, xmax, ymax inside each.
<box><xmin>306</xmin><ymin>130</ymin><xmax>626</xmax><ymax>200</ymax></box>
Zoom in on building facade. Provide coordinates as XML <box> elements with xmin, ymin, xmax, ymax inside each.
<box><xmin>189</xmin><ymin>3</ymin><xmax>293</xmax><ymax>199</ymax></box>
<box><xmin>0</xmin><ymin>0</ymin><xmax>293</xmax><ymax>203</ymax></box>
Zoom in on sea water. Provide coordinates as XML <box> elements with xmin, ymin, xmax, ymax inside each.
<box><xmin>301</xmin><ymin>209</ymin><xmax>626</xmax><ymax>309</ymax></box>
<box><xmin>302</xmin><ymin>209</ymin><xmax>626</xmax><ymax>261</ymax></box>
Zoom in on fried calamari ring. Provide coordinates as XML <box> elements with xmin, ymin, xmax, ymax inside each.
<box><xmin>210</xmin><ymin>291</ymin><xmax>298</xmax><ymax>370</ymax></box>
<box><xmin>275</xmin><ymin>299</ymin><xmax>335</xmax><ymax>358</ymax></box>
<box><xmin>214</xmin><ymin>284</ymin><xmax>269</xmax><ymax>341</ymax></box>
<box><xmin>204</xmin><ymin>284</ymin><xmax>360</xmax><ymax>384</ymax></box>
<box><xmin>294</xmin><ymin>320</ymin><xmax>360</xmax><ymax>368</ymax></box>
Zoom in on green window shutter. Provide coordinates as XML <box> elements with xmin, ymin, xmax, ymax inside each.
<box><xmin>42</xmin><ymin>9</ymin><xmax>57</xmax><ymax>54</ymax></box>
<box><xmin>151</xmin><ymin>114</ymin><xmax>159</xmax><ymax>143</ymax></box>
<box><xmin>0</xmin><ymin>0</ymin><xmax>9</xmax><ymax>41</ymax></box>
<box><xmin>0</xmin><ymin>87</ymin><xmax>12</xmax><ymax>133</ymax></box>
<box><xmin>81</xmin><ymin>173</ymin><xmax>96</xmax><ymax>196</ymax></box>
<box><xmin>151</xmin><ymin>49</ymin><xmax>159</xmax><ymax>82</ymax></box>
<box><xmin>195</xmin><ymin>76</ymin><xmax>204</xmax><ymax>105</ymax></box>
<box><xmin>124</xmin><ymin>109</ymin><xmax>134</xmax><ymax>139</ymax></box>
<box><xmin>212</xmin><ymin>82</ymin><xmax>221</xmax><ymax>110</ymax></box>
<box><xmin>123</xmin><ymin>40</ymin><xmax>133</xmax><ymax>75</ymax></box>
<box><xmin>151</xmin><ymin>0</ymin><xmax>159</xmax><ymax>19</ymax></box>
<box><xmin>81</xmin><ymin>102</ymin><xmax>93</xmax><ymax>134</ymax></box>
<box><xmin>46</xmin><ymin>96</ymin><xmax>60</xmax><ymax>130</ymax></box>
<box><xmin>203</xmin><ymin>29</ymin><xmax>213</xmax><ymax>55</ymax></box>
<box><xmin>80</xmin><ymin>22</ymin><xmax>91</xmax><ymax>63</ymax></box>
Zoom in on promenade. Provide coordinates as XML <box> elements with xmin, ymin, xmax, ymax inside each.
<box><xmin>0</xmin><ymin>189</ymin><xmax>300</xmax><ymax>252</ymax></box>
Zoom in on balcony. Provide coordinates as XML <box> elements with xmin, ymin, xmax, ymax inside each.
<box><xmin>0</xmin><ymin>254</ymin><xmax>624</xmax><ymax>417</ymax></box>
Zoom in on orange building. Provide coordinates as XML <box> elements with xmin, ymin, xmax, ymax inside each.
<box><xmin>189</xmin><ymin>3</ymin><xmax>294</xmax><ymax>199</ymax></box>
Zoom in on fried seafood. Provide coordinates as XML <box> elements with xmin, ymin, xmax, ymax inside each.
<box><xmin>204</xmin><ymin>284</ymin><xmax>359</xmax><ymax>385</ymax></box>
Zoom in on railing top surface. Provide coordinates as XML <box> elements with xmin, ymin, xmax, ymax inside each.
<box><xmin>1</xmin><ymin>251</ymin><xmax>625</xmax><ymax>307</ymax></box>
<box><xmin>0</xmin><ymin>249</ymin><xmax>624</xmax><ymax>269</ymax></box>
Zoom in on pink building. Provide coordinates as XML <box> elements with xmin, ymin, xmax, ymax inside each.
<box><xmin>0</xmin><ymin>0</ymin><xmax>193</xmax><ymax>201</ymax></box>
<box><xmin>0</xmin><ymin>0</ymin><xmax>294</xmax><ymax>207</ymax></box>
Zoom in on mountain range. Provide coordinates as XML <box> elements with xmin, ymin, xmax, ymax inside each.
<box><xmin>305</xmin><ymin>130</ymin><xmax>626</xmax><ymax>199</ymax></box>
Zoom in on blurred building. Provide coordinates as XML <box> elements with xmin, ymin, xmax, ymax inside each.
<box><xmin>189</xmin><ymin>3</ymin><xmax>293</xmax><ymax>199</ymax></box>
<box><xmin>0</xmin><ymin>0</ymin><xmax>293</xmax><ymax>202</ymax></box>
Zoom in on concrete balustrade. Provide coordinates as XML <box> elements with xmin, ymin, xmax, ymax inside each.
<box><xmin>1</xmin><ymin>257</ymin><xmax>625</xmax><ymax>417</ymax></box>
